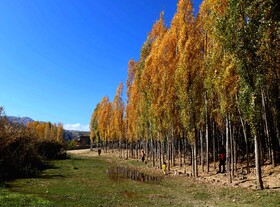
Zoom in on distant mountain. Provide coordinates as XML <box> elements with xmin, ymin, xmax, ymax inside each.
<box><xmin>6</xmin><ymin>116</ymin><xmax>89</xmax><ymax>141</ymax></box>
<box><xmin>7</xmin><ymin>116</ymin><xmax>34</xmax><ymax>125</ymax></box>
<box><xmin>63</xmin><ymin>130</ymin><xmax>90</xmax><ymax>141</ymax></box>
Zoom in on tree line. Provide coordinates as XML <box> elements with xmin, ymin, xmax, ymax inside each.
<box><xmin>90</xmin><ymin>0</ymin><xmax>279</xmax><ymax>189</ymax></box>
<box><xmin>27</xmin><ymin>121</ymin><xmax>64</xmax><ymax>142</ymax></box>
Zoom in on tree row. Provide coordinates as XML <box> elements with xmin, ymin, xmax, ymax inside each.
<box><xmin>90</xmin><ymin>0</ymin><xmax>279</xmax><ymax>189</ymax></box>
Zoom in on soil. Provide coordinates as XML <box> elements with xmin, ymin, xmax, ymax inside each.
<box><xmin>67</xmin><ymin>149</ymin><xmax>280</xmax><ymax>190</ymax></box>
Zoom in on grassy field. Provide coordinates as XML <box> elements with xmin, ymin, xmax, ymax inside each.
<box><xmin>1</xmin><ymin>153</ymin><xmax>280</xmax><ymax>207</ymax></box>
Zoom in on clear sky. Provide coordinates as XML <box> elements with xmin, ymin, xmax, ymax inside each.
<box><xmin>0</xmin><ymin>0</ymin><xmax>202</xmax><ymax>131</ymax></box>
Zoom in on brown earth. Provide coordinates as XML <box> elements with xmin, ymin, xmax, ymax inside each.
<box><xmin>67</xmin><ymin>149</ymin><xmax>280</xmax><ymax>190</ymax></box>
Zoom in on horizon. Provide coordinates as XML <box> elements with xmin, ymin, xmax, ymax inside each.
<box><xmin>0</xmin><ymin>0</ymin><xmax>202</xmax><ymax>131</ymax></box>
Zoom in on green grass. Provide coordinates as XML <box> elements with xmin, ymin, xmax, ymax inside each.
<box><xmin>1</xmin><ymin>154</ymin><xmax>280</xmax><ymax>207</ymax></box>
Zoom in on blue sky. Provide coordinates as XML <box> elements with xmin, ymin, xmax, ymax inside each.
<box><xmin>0</xmin><ymin>0</ymin><xmax>202</xmax><ymax>131</ymax></box>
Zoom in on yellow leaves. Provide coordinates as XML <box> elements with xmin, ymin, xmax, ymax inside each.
<box><xmin>198</xmin><ymin>0</ymin><xmax>228</xmax><ymax>38</ymax></box>
<box><xmin>187</xmin><ymin>128</ymin><xmax>196</xmax><ymax>145</ymax></box>
<box><xmin>92</xmin><ymin>96</ymin><xmax>112</xmax><ymax>141</ymax></box>
<box><xmin>216</xmin><ymin>52</ymin><xmax>239</xmax><ymax>114</ymax></box>
<box><xmin>149</xmin><ymin>11</ymin><xmax>167</xmax><ymax>41</ymax></box>
<box><xmin>57</xmin><ymin>123</ymin><xmax>63</xmax><ymax>142</ymax></box>
<box><xmin>91</xmin><ymin>0</ymin><xmax>246</xmax><ymax>144</ymax></box>
<box><xmin>112</xmin><ymin>83</ymin><xmax>124</xmax><ymax>140</ymax></box>
<box><xmin>126</xmin><ymin>59</ymin><xmax>137</xmax><ymax>92</ymax></box>
<box><xmin>27</xmin><ymin>121</ymin><xmax>63</xmax><ymax>141</ymax></box>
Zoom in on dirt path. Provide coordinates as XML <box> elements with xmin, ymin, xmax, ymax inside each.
<box><xmin>67</xmin><ymin>149</ymin><xmax>94</xmax><ymax>156</ymax></box>
<box><xmin>67</xmin><ymin>148</ymin><xmax>280</xmax><ymax>190</ymax></box>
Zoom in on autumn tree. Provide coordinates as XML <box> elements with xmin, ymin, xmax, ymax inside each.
<box><xmin>217</xmin><ymin>0</ymin><xmax>280</xmax><ymax>189</ymax></box>
<box><xmin>174</xmin><ymin>0</ymin><xmax>201</xmax><ymax>176</ymax></box>
<box><xmin>89</xmin><ymin>0</ymin><xmax>279</xmax><ymax>190</ymax></box>
<box><xmin>96</xmin><ymin>96</ymin><xmax>112</xmax><ymax>152</ymax></box>
<box><xmin>57</xmin><ymin>123</ymin><xmax>63</xmax><ymax>142</ymax></box>
<box><xmin>90</xmin><ymin>103</ymin><xmax>101</xmax><ymax>147</ymax></box>
<box><xmin>111</xmin><ymin>83</ymin><xmax>125</xmax><ymax>156</ymax></box>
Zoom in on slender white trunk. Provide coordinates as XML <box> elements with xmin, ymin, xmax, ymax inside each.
<box><xmin>179</xmin><ymin>139</ymin><xmax>182</xmax><ymax>167</ymax></box>
<box><xmin>212</xmin><ymin>122</ymin><xmax>216</xmax><ymax>170</ymax></box>
<box><xmin>230</xmin><ymin>119</ymin><xmax>234</xmax><ymax>178</ymax></box>
<box><xmin>200</xmin><ymin>130</ymin><xmax>204</xmax><ymax>172</ymax></box>
<box><xmin>236</xmin><ymin>94</ymin><xmax>250</xmax><ymax>174</ymax></box>
<box><xmin>226</xmin><ymin>116</ymin><xmax>232</xmax><ymax>183</ymax></box>
<box><xmin>205</xmin><ymin>93</ymin><xmax>209</xmax><ymax>173</ymax></box>
<box><xmin>194</xmin><ymin>141</ymin><xmax>198</xmax><ymax>177</ymax></box>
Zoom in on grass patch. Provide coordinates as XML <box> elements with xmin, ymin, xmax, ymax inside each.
<box><xmin>0</xmin><ymin>188</ymin><xmax>52</xmax><ymax>207</ymax></box>
<box><xmin>1</xmin><ymin>154</ymin><xmax>280</xmax><ymax>206</ymax></box>
<box><xmin>193</xmin><ymin>191</ymin><xmax>211</xmax><ymax>200</ymax></box>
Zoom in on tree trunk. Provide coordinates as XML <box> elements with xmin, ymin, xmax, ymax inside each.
<box><xmin>152</xmin><ymin>139</ymin><xmax>155</xmax><ymax>167</ymax></box>
<box><xmin>192</xmin><ymin>145</ymin><xmax>195</xmax><ymax>177</ymax></box>
<box><xmin>233</xmin><ymin>127</ymin><xmax>237</xmax><ymax>175</ymax></box>
<box><xmin>262</xmin><ymin>89</ymin><xmax>276</xmax><ymax>167</ymax></box>
<box><xmin>237</xmin><ymin>96</ymin><xmax>250</xmax><ymax>174</ymax></box>
<box><xmin>131</xmin><ymin>142</ymin><xmax>134</xmax><ymax>158</ymax></box>
<box><xmin>254</xmin><ymin>134</ymin><xmax>264</xmax><ymax>189</ymax></box>
<box><xmin>126</xmin><ymin>139</ymin><xmax>128</xmax><ymax>160</ymax></box>
<box><xmin>167</xmin><ymin>138</ymin><xmax>171</xmax><ymax>171</ymax></box>
<box><xmin>183</xmin><ymin>135</ymin><xmax>186</xmax><ymax>166</ymax></box>
<box><xmin>226</xmin><ymin>116</ymin><xmax>232</xmax><ymax>183</ymax></box>
<box><xmin>118</xmin><ymin>139</ymin><xmax>122</xmax><ymax>158</ymax></box>
<box><xmin>171</xmin><ymin>137</ymin><xmax>173</xmax><ymax>167</ymax></box>
<box><xmin>145</xmin><ymin>140</ymin><xmax>149</xmax><ymax>161</ymax></box>
<box><xmin>159</xmin><ymin>140</ymin><xmax>162</xmax><ymax>168</ymax></box>
<box><xmin>90</xmin><ymin>138</ymin><xmax>93</xmax><ymax>151</ymax></box>
<box><xmin>212</xmin><ymin>122</ymin><xmax>216</xmax><ymax>170</ymax></box>
<box><xmin>206</xmin><ymin>122</ymin><xmax>209</xmax><ymax>173</ymax></box>
<box><xmin>162</xmin><ymin>140</ymin><xmax>165</xmax><ymax>167</ymax></box>
<box><xmin>200</xmin><ymin>130</ymin><xmax>204</xmax><ymax>172</ymax></box>
<box><xmin>172</xmin><ymin>137</ymin><xmax>176</xmax><ymax>166</ymax></box>
<box><xmin>136</xmin><ymin>140</ymin><xmax>138</xmax><ymax>159</ymax></box>
<box><xmin>183</xmin><ymin>135</ymin><xmax>187</xmax><ymax>174</ymax></box>
<box><xmin>205</xmin><ymin>93</ymin><xmax>209</xmax><ymax>173</ymax></box>
<box><xmin>230</xmin><ymin>120</ymin><xmax>234</xmax><ymax>178</ymax></box>
<box><xmin>155</xmin><ymin>140</ymin><xmax>158</xmax><ymax>162</ymax></box>
<box><xmin>194</xmin><ymin>140</ymin><xmax>198</xmax><ymax>177</ymax></box>
<box><xmin>179</xmin><ymin>138</ymin><xmax>182</xmax><ymax>168</ymax></box>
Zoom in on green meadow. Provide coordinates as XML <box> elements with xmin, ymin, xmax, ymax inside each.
<box><xmin>1</xmin><ymin>153</ymin><xmax>280</xmax><ymax>207</ymax></box>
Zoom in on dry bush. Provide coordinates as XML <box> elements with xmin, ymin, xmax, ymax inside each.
<box><xmin>0</xmin><ymin>135</ymin><xmax>43</xmax><ymax>179</ymax></box>
<box><xmin>37</xmin><ymin>140</ymin><xmax>66</xmax><ymax>160</ymax></box>
<box><xmin>0</xmin><ymin>107</ymin><xmax>66</xmax><ymax>180</ymax></box>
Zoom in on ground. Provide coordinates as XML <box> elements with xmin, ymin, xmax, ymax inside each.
<box><xmin>68</xmin><ymin>149</ymin><xmax>280</xmax><ymax>190</ymax></box>
<box><xmin>1</xmin><ymin>149</ymin><xmax>280</xmax><ymax>207</ymax></box>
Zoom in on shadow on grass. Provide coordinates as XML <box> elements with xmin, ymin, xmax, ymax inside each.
<box><xmin>267</xmin><ymin>186</ymin><xmax>280</xmax><ymax>190</ymax></box>
<box><xmin>67</xmin><ymin>156</ymin><xmax>84</xmax><ymax>161</ymax></box>
<box><xmin>36</xmin><ymin>174</ymin><xmax>65</xmax><ymax>179</ymax></box>
<box><xmin>0</xmin><ymin>161</ymin><xmax>63</xmax><ymax>185</ymax></box>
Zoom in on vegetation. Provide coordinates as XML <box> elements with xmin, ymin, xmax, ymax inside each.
<box><xmin>27</xmin><ymin>120</ymin><xmax>63</xmax><ymax>143</ymax></box>
<box><xmin>1</xmin><ymin>153</ymin><xmax>280</xmax><ymax>207</ymax></box>
<box><xmin>0</xmin><ymin>107</ymin><xmax>66</xmax><ymax>181</ymax></box>
<box><xmin>90</xmin><ymin>0</ymin><xmax>280</xmax><ymax>189</ymax></box>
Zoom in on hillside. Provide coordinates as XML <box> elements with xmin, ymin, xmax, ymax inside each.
<box><xmin>7</xmin><ymin>116</ymin><xmax>34</xmax><ymax>125</ymax></box>
<box><xmin>6</xmin><ymin>116</ymin><xmax>89</xmax><ymax>141</ymax></box>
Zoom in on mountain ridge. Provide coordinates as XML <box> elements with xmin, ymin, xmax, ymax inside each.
<box><xmin>7</xmin><ymin>116</ymin><xmax>34</xmax><ymax>125</ymax></box>
<box><xmin>6</xmin><ymin>116</ymin><xmax>89</xmax><ymax>140</ymax></box>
